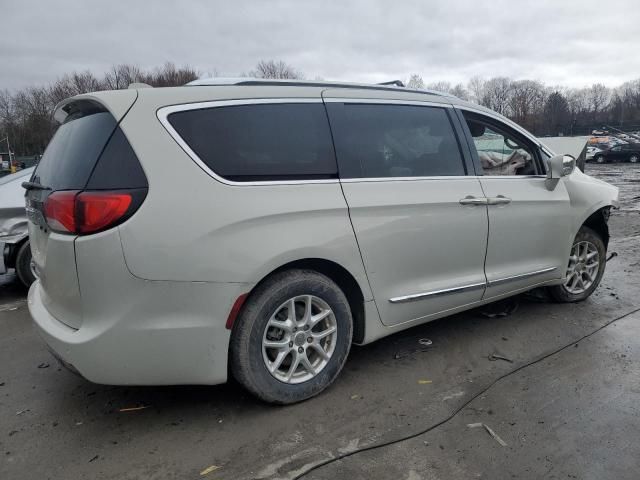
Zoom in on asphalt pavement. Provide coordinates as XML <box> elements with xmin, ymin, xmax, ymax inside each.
<box><xmin>1</xmin><ymin>163</ymin><xmax>639</xmax><ymax>480</ymax></box>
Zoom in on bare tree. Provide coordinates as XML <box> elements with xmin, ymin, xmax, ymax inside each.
<box><xmin>467</xmin><ymin>76</ymin><xmax>486</xmax><ymax>104</ymax></box>
<box><xmin>508</xmin><ymin>80</ymin><xmax>546</xmax><ymax>130</ymax></box>
<box><xmin>426</xmin><ymin>81</ymin><xmax>452</xmax><ymax>93</ymax></box>
<box><xmin>104</xmin><ymin>64</ymin><xmax>142</xmax><ymax>90</ymax></box>
<box><xmin>140</xmin><ymin>62</ymin><xmax>198</xmax><ymax>87</ymax></box>
<box><xmin>588</xmin><ymin>83</ymin><xmax>611</xmax><ymax>114</ymax></box>
<box><xmin>481</xmin><ymin>77</ymin><xmax>512</xmax><ymax>115</ymax></box>
<box><xmin>248</xmin><ymin>60</ymin><xmax>303</xmax><ymax>80</ymax></box>
<box><xmin>450</xmin><ymin>83</ymin><xmax>469</xmax><ymax>100</ymax></box>
<box><xmin>406</xmin><ymin>74</ymin><xmax>425</xmax><ymax>89</ymax></box>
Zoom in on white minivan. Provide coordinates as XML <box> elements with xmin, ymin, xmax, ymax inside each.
<box><xmin>26</xmin><ymin>79</ymin><xmax>618</xmax><ymax>403</ymax></box>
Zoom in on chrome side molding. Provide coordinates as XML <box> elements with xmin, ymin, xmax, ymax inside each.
<box><xmin>487</xmin><ymin>266</ymin><xmax>557</xmax><ymax>287</ymax></box>
<box><xmin>389</xmin><ymin>282</ymin><xmax>486</xmax><ymax>303</ymax></box>
<box><xmin>388</xmin><ymin>266</ymin><xmax>558</xmax><ymax>304</ymax></box>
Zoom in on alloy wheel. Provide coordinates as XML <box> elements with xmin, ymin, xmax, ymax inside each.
<box><xmin>564</xmin><ymin>240</ymin><xmax>600</xmax><ymax>294</ymax></box>
<box><xmin>262</xmin><ymin>295</ymin><xmax>338</xmax><ymax>384</ymax></box>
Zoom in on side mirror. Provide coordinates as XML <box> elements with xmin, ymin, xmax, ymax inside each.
<box><xmin>545</xmin><ymin>154</ymin><xmax>575</xmax><ymax>190</ymax></box>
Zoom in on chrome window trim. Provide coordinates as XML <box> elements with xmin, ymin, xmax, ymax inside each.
<box><xmin>455</xmin><ymin>104</ymin><xmax>542</xmax><ymax>147</ymax></box>
<box><xmin>340</xmin><ymin>176</ymin><xmax>481</xmax><ymax>183</ymax></box>
<box><xmin>389</xmin><ymin>266</ymin><xmax>558</xmax><ymax>304</ymax></box>
<box><xmin>322</xmin><ymin>97</ymin><xmax>453</xmax><ymax>108</ymax></box>
<box><xmin>156</xmin><ymin>98</ymin><xmax>339</xmax><ymax>187</ymax></box>
<box><xmin>473</xmin><ymin>175</ymin><xmax>547</xmax><ymax>180</ymax></box>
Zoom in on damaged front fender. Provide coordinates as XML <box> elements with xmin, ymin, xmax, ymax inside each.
<box><xmin>0</xmin><ymin>209</ymin><xmax>29</xmax><ymax>244</ymax></box>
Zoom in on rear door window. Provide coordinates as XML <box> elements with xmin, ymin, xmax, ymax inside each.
<box><xmin>167</xmin><ymin>103</ymin><xmax>337</xmax><ymax>182</ymax></box>
<box><xmin>326</xmin><ymin>103</ymin><xmax>466</xmax><ymax>178</ymax></box>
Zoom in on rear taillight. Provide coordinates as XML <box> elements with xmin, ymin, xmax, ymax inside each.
<box><xmin>44</xmin><ymin>190</ymin><xmax>78</xmax><ymax>233</ymax></box>
<box><xmin>44</xmin><ymin>189</ymin><xmax>144</xmax><ymax>235</ymax></box>
<box><xmin>76</xmin><ymin>192</ymin><xmax>132</xmax><ymax>234</ymax></box>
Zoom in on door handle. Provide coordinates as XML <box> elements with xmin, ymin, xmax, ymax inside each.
<box><xmin>486</xmin><ymin>195</ymin><xmax>512</xmax><ymax>205</ymax></box>
<box><xmin>459</xmin><ymin>196</ymin><xmax>488</xmax><ymax>206</ymax></box>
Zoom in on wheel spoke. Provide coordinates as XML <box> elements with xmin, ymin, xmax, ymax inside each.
<box><xmin>288</xmin><ymin>298</ymin><xmax>297</xmax><ymax>323</ymax></box>
<box><xmin>569</xmin><ymin>273</ymin><xmax>579</xmax><ymax>289</ymax></box>
<box><xmin>302</xmin><ymin>295</ymin><xmax>312</xmax><ymax>325</ymax></box>
<box><xmin>285</xmin><ymin>354</ymin><xmax>301</xmax><ymax>381</ymax></box>
<box><xmin>263</xmin><ymin>338</ymin><xmax>290</xmax><ymax>349</ymax></box>
<box><xmin>586</xmin><ymin>250</ymin><xmax>598</xmax><ymax>261</ymax></box>
<box><xmin>312</xmin><ymin>325</ymin><xmax>337</xmax><ymax>340</ymax></box>
<box><xmin>269</xmin><ymin>350</ymin><xmax>289</xmax><ymax>373</ymax></box>
<box><xmin>583</xmin><ymin>271</ymin><xmax>594</xmax><ymax>283</ymax></box>
<box><xmin>310</xmin><ymin>343</ymin><xmax>330</xmax><ymax>360</ymax></box>
<box><xmin>309</xmin><ymin>309</ymin><xmax>332</xmax><ymax>328</ymax></box>
<box><xmin>268</xmin><ymin>318</ymin><xmax>294</xmax><ymax>333</ymax></box>
<box><xmin>299</xmin><ymin>353</ymin><xmax>315</xmax><ymax>375</ymax></box>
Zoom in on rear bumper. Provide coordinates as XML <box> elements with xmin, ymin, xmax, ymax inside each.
<box><xmin>28</xmin><ymin>227</ymin><xmax>253</xmax><ymax>386</ymax></box>
<box><xmin>28</xmin><ymin>269</ymin><xmax>250</xmax><ymax>387</ymax></box>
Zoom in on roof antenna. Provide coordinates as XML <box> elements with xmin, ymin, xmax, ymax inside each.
<box><xmin>377</xmin><ymin>80</ymin><xmax>405</xmax><ymax>87</ymax></box>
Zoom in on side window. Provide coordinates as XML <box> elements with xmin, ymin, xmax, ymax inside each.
<box><xmin>462</xmin><ymin>113</ymin><xmax>537</xmax><ymax>176</ymax></box>
<box><xmin>611</xmin><ymin>146</ymin><xmax>622</xmax><ymax>152</ymax></box>
<box><xmin>167</xmin><ymin>103</ymin><xmax>337</xmax><ymax>182</ymax></box>
<box><xmin>328</xmin><ymin>104</ymin><xmax>466</xmax><ymax>178</ymax></box>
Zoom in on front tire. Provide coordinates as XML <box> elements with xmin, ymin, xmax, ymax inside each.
<box><xmin>230</xmin><ymin>269</ymin><xmax>353</xmax><ymax>404</ymax></box>
<box><xmin>15</xmin><ymin>241</ymin><xmax>37</xmax><ymax>288</ymax></box>
<box><xmin>595</xmin><ymin>155</ymin><xmax>605</xmax><ymax>164</ymax></box>
<box><xmin>629</xmin><ymin>154</ymin><xmax>639</xmax><ymax>163</ymax></box>
<box><xmin>548</xmin><ymin>226</ymin><xmax>606</xmax><ymax>303</ymax></box>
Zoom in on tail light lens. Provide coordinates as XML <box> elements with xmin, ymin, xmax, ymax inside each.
<box><xmin>43</xmin><ymin>191</ymin><xmax>78</xmax><ymax>233</ymax></box>
<box><xmin>44</xmin><ymin>189</ymin><xmax>144</xmax><ymax>235</ymax></box>
<box><xmin>76</xmin><ymin>192</ymin><xmax>132</xmax><ymax>234</ymax></box>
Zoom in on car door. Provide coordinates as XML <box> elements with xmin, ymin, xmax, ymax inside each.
<box><xmin>457</xmin><ymin>109</ymin><xmax>572</xmax><ymax>300</ymax></box>
<box><xmin>324</xmin><ymin>96</ymin><xmax>489</xmax><ymax>326</ymax></box>
<box><xmin>608</xmin><ymin>145</ymin><xmax>623</xmax><ymax>162</ymax></box>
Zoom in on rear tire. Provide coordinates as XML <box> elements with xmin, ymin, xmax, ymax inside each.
<box><xmin>230</xmin><ymin>269</ymin><xmax>353</xmax><ymax>404</ymax></box>
<box><xmin>548</xmin><ymin>226</ymin><xmax>606</xmax><ymax>303</ymax></box>
<box><xmin>15</xmin><ymin>241</ymin><xmax>37</xmax><ymax>288</ymax></box>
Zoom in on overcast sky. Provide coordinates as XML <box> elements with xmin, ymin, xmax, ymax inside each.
<box><xmin>2</xmin><ymin>0</ymin><xmax>639</xmax><ymax>91</ymax></box>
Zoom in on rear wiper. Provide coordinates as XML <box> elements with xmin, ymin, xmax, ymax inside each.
<box><xmin>22</xmin><ymin>181</ymin><xmax>51</xmax><ymax>191</ymax></box>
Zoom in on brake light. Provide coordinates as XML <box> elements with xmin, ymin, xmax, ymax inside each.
<box><xmin>44</xmin><ymin>190</ymin><xmax>78</xmax><ymax>233</ymax></box>
<box><xmin>77</xmin><ymin>192</ymin><xmax>132</xmax><ymax>234</ymax></box>
<box><xmin>44</xmin><ymin>190</ymin><xmax>140</xmax><ymax>235</ymax></box>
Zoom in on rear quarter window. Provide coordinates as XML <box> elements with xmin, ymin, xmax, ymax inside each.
<box><xmin>33</xmin><ymin>110</ymin><xmax>117</xmax><ymax>190</ymax></box>
<box><xmin>167</xmin><ymin>103</ymin><xmax>338</xmax><ymax>182</ymax></box>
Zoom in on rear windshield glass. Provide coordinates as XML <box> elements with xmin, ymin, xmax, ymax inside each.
<box><xmin>32</xmin><ymin>111</ymin><xmax>117</xmax><ymax>190</ymax></box>
<box><xmin>168</xmin><ymin>103</ymin><xmax>337</xmax><ymax>181</ymax></box>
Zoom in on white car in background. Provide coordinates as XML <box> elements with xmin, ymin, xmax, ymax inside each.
<box><xmin>0</xmin><ymin>167</ymin><xmax>37</xmax><ymax>286</ymax></box>
<box><xmin>586</xmin><ymin>146</ymin><xmax>603</xmax><ymax>161</ymax></box>
<box><xmin>26</xmin><ymin>79</ymin><xmax>619</xmax><ymax>404</ymax></box>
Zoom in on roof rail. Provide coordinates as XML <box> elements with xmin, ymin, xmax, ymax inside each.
<box><xmin>186</xmin><ymin>77</ymin><xmax>447</xmax><ymax>97</ymax></box>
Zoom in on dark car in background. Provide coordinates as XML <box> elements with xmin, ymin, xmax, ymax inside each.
<box><xmin>593</xmin><ymin>144</ymin><xmax>640</xmax><ymax>163</ymax></box>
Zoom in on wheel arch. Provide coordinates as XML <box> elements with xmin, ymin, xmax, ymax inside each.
<box><xmin>243</xmin><ymin>258</ymin><xmax>367</xmax><ymax>344</ymax></box>
<box><xmin>580</xmin><ymin>206</ymin><xmax>611</xmax><ymax>249</ymax></box>
<box><xmin>3</xmin><ymin>236</ymin><xmax>29</xmax><ymax>269</ymax></box>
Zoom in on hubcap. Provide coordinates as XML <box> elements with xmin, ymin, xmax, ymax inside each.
<box><xmin>631</xmin><ymin>156</ymin><xmax>638</xmax><ymax>163</ymax></box>
<box><xmin>262</xmin><ymin>295</ymin><xmax>337</xmax><ymax>384</ymax></box>
<box><xmin>564</xmin><ymin>241</ymin><xmax>599</xmax><ymax>294</ymax></box>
